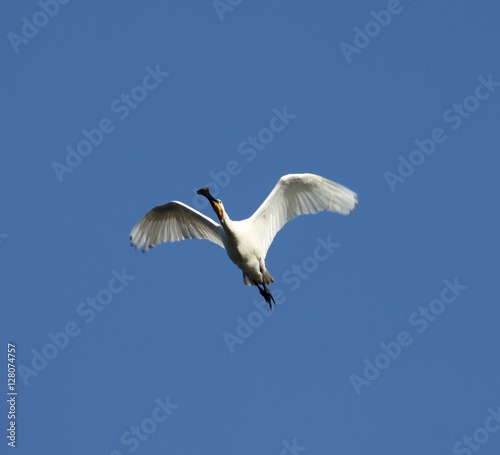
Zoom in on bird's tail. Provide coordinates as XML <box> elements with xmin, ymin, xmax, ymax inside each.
<box><xmin>243</xmin><ymin>270</ymin><xmax>274</xmax><ymax>286</ymax></box>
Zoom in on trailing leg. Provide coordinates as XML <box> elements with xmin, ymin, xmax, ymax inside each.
<box><xmin>254</xmin><ymin>280</ymin><xmax>275</xmax><ymax>309</ymax></box>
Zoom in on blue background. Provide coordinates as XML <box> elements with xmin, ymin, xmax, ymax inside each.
<box><xmin>2</xmin><ymin>1</ymin><xmax>500</xmax><ymax>454</ymax></box>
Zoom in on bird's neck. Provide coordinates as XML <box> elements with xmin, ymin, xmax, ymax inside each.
<box><xmin>220</xmin><ymin>211</ymin><xmax>232</xmax><ymax>226</ymax></box>
<box><xmin>207</xmin><ymin>199</ymin><xmax>234</xmax><ymax>231</ymax></box>
<box><xmin>219</xmin><ymin>211</ymin><xmax>236</xmax><ymax>233</ymax></box>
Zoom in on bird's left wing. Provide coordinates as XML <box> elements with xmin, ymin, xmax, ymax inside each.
<box><xmin>130</xmin><ymin>201</ymin><xmax>225</xmax><ymax>252</ymax></box>
<box><xmin>249</xmin><ymin>173</ymin><xmax>358</xmax><ymax>257</ymax></box>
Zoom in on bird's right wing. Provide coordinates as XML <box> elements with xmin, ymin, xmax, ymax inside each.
<box><xmin>130</xmin><ymin>201</ymin><xmax>225</xmax><ymax>252</ymax></box>
<box><xmin>249</xmin><ymin>173</ymin><xmax>358</xmax><ymax>256</ymax></box>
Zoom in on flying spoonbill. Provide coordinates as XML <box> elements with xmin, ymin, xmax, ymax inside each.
<box><xmin>130</xmin><ymin>173</ymin><xmax>357</xmax><ymax>308</ymax></box>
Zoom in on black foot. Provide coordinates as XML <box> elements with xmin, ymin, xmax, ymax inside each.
<box><xmin>254</xmin><ymin>282</ymin><xmax>276</xmax><ymax>309</ymax></box>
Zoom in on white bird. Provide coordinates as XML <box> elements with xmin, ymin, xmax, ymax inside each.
<box><xmin>130</xmin><ymin>173</ymin><xmax>357</xmax><ymax>308</ymax></box>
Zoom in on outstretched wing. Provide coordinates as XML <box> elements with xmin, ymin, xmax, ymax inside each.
<box><xmin>130</xmin><ymin>201</ymin><xmax>224</xmax><ymax>252</ymax></box>
<box><xmin>249</xmin><ymin>173</ymin><xmax>358</xmax><ymax>256</ymax></box>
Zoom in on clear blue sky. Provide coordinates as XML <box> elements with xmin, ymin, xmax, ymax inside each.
<box><xmin>2</xmin><ymin>1</ymin><xmax>500</xmax><ymax>454</ymax></box>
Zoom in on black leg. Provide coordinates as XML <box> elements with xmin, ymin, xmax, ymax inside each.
<box><xmin>253</xmin><ymin>280</ymin><xmax>276</xmax><ymax>310</ymax></box>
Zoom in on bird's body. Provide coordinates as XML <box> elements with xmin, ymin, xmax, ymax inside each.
<box><xmin>218</xmin><ymin>217</ymin><xmax>275</xmax><ymax>287</ymax></box>
<box><xmin>130</xmin><ymin>173</ymin><xmax>357</xmax><ymax>307</ymax></box>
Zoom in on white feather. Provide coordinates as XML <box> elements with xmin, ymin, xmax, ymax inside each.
<box><xmin>130</xmin><ymin>201</ymin><xmax>224</xmax><ymax>252</ymax></box>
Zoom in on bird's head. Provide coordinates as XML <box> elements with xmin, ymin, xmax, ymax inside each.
<box><xmin>197</xmin><ymin>187</ymin><xmax>224</xmax><ymax>222</ymax></box>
